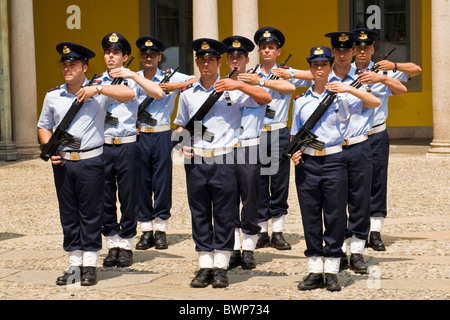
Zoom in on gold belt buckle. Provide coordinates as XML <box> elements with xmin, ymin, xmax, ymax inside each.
<box><xmin>141</xmin><ymin>126</ymin><xmax>154</xmax><ymax>133</ymax></box>
<box><xmin>263</xmin><ymin>125</ymin><xmax>272</xmax><ymax>132</ymax></box>
<box><xmin>342</xmin><ymin>139</ymin><xmax>349</xmax><ymax>146</ymax></box>
<box><xmin>69</xmin><ymin>152</ymin><xmax>81</xmax><ymax>161</ymax></box>
<box><xmin>315</xmin><ymin>149</ymin><xmax>326</xmax><ymax>156</ymax></box>
<box><xmin>113</xmin><ymin>137</ymin><xmax>122</xmax><ymax>145</ymax></box>
<box><xmin>205</xmin><ymin>149</ymin><xmax>215</xmax><ymax>157</ymax></box>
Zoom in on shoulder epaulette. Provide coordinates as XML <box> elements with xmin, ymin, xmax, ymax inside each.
<box><xmin>294</xmin><ymin>92</ymin><xmax>305</xmax><ymax>100</ymax></box>
<box><xmin>181</xmin><ymin>83</ymin><xmax>194</xmax><ymax>92</ymax></box>
<box><xmin>47</xmin><ymin>86</ymin><xmax>61</xmax><ymax>93</ymax></box>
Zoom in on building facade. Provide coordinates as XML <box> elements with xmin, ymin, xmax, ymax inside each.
<box><xmin>1</xmin><ymin>0</ymin><xmax>448</xmax><ymax>160</ymax></box>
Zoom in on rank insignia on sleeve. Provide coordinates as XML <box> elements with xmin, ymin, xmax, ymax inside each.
<box><xmin>47</xmin><ymin>86</ymin><xmax>61</xmax><ymax>92</ymax></box>
<box><xmin>181</xmin><ymin>84</ymin><xmax>194</xmax><ymax>92</ymax></box>
<box><xmin>294</xmin><ymin>93</ymin><xmax>305</xmax><ymax>100</ymax></box>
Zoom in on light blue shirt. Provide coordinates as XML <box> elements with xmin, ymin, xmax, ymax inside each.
<box><xmin>291</xmin><ymin>86</ymin><xmax>346</xmax><ymax>148</ymax></box>
<box><xmin>174</xmin><ymin>76</ymin><xmax>264</xmax><ymax>149</ymax></box>
<box><xmin>256</xmin><ymin>65</ymin><xmax>310</xmax><ymax>125</ymax></box>
<box><xmin>351</xmin><ymin>61</ymin><xmax>409</xmax><ymax>126</ymax></box>
<box><xmin>37</xmin><ymin>78</ymin><xmax>112</xmax><ymax>151</ymax></box>
<box><xmin>239</xmin><ymin>103</ymin><xmax>267</xmax><ymax>140</ymax></box>
<box><xmin>137</xmin><ymin>68</ymin><xmax>195</xmax><ymax>126</ymax></box>
<box><xmin>329</xmin><ymin>66</ymin><xmax>375</xmax><ymax>138</ymax></box>
<box><xmin>99</xmin><ymin>71</ymin><xmax>139</xmax><ymax>137</ymax></box>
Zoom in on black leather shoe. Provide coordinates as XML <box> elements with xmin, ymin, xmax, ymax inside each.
<box><xmin>136</xmin><ymin>231</ymin><xmax>155</xmax><ymax>250</ymax></box>
<box><xmin>271</xmin><ymin>232</ymin><xmax>292</xmax><ymax>250</ymax></box>
<box><xmin>228</xmin><ymin>250</ymin><xmax>242</xmax><ymax>269</ymax></box>
<box><xmin>324</xmin><ymin>273</ymin><xmax>341</xmax><ymax>292</ymax></box>
<box><xmin>190</xmin><ymin>268</ymin><xmax>214</xmax><ymax>288</ymax></box>
<box><xmin>256</xmin><ymin>232</ymin><xmax>273</xmax><ymax>249</ymax></box>
<box><xmin>339</xmin><ymin>254</ymin><xmax>349</xmax><ymax>271</ymax></box>
<box><xmin>297</xmin><ymin>273</ymin><xmax>324</xmax><ymax>291</ymax></box>
<box><xmin>241</xmin><ymin>250</ymin><xmax>257</xmax><ymax>270</ymax></box>
<box><xmin>368</xmin><ymin>231</ymin><xmax>386</xmax><ymax>251</ymax></box>
<box><xmin>212</xmin><ymin>268</ymin><xmax>229</xmax><ymax>288</ymax></box>
<box><xmin>56</xmin><ymin>266</ymin><xmax>82</xmax><ymax>286</ymax></box>
<box><xmin>103</xmin><ymin>247</ymin><xmax>120</xmax><ymax>267</ymax></box>
<box><xmin>154</xmin><ymin>231</ymin><xmax>168</xmax><ymax>250</ymax></box>
<box><xmin>117</xmin><ymin>248</ymin><xmax>133</xmax><ymax>267</ymax></box>
<box><xmin>81</xmin><ymin>267</ymin><xmax>98</xmax><ymax>286</ymax></box>
<box><xmin>350</xmin><ymin>253</ymin><xmax>369</xmax><ymax>274</ymax></box>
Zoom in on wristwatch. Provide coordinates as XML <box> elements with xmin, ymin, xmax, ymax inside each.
<box><xmin>289</xmin><ymin>70</ymin><xmax>295</xmax><ymax>79</ymax></box>
<box><xmin>96</xmin><ymin>85</ymin><xmax>103</xmax><ymax>95</ymax></box>
<box><xmin>259</xmin><ymin>78</ymin><xmax>265</xmax><ymax>87</ymax></box>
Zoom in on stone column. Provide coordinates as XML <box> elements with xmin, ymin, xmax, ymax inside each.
<box><xmin>0</xmin><ymin>0</ymin><xmax>18</xmax><ymax>161</ymax></box>
<box><xmin>428</xmin><ymin>0</ymin><xmax>450</xmax><ymax>155</ymax></box>
<box><xmin>232</xmin><ymin>0</ymin><xmax>259</xmax><ymax>67</ymax></box>
<box><xmin>10</xmin><ymin>0</ymin><xmax>41</xmax><ymax>159</ymax></box>
<box><xmin>192</xmin><ymin>0</ymin><xmax>219</xmax><ymax>77</ymax></box>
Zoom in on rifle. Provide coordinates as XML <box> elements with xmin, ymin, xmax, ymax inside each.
<box><xmin>281</xmin><ymin>76</ymin><xmax>348</xmax><ymax>164</ymax></box>
<box><xmin>40</xmin><ymin>74</ymin><xmax>98</xmax><ymax>162</ymax></box>
<box><xmin>265</xmin><ymin>53</ymin><xmax>293</xmax><ymax>118</ymax></box>
<box><xmin>105</xmin><ymin>57</ymin><xmax>135</xmax><ymax>126</ymax></box>
<box><xmin>137</xmin><ymin>67</ymin><xmax>180</xmax><ymax>126</ymax></box>
<box><xmin>353</xmin><ymin>47</ymin><xmax>397</xmax><ymax>92</ymax></box>
<box><xmin>171</xmin><ymin>67</ymin><xmax>238</xmax><ymax>150</ymax></box>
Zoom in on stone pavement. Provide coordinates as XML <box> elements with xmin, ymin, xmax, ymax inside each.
<box><xmin>0</xmin><ymin>139</ymin><xmax>449</xmax><ymax>305</ymax></box>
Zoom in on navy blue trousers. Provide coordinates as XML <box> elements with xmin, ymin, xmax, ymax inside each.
<box><xmin>52</xmin><ymin>155</ymin><xmax>104</xmax><ymax>252</ymax></box>
<box><xmin>343</xmin><ymin>139</ymin><xmax>373</xmax><ymax>240</ymax></box>
<box><xmin>258</xmin><ymin>127</ymin><xmax>291</xmax><ymax>223</ymax></box>
<box><xmin>235</xmin><ymin>145</ymin><xmax>262</xmax><ymax>235</ymax></box>
<box><xmin>295</xmin><ymin>153</ymin><xmax>347</xmax><ymax>258</ymax></box>
<box><xmin>138</xmin><ymin>131</ymin><xmax>172</xmax><ymax>223</ymax></box>
<box><xmin>184</xmin><ymin>155</ymin><xmax>238</xmax><ymax>252</ymax></box>
<box><xmin>368</xmin><ymin>129</ymin><xmax>389</xmax><ymax>218</ymax></box>
<box><xmin>102</xmin><ymin>142</ymin><xmax>140</xmax><ymax>240</ymax></box>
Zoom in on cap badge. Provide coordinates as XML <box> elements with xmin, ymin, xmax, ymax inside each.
<box><xmin>201</xmin><ymin>42</ymin><xmax>210</xmax><ymax>50</ymax></box>
<box><xmin>109</xmin><ymin>33</ymin><xmax>119</xmax><ymax>43</ymax></box>
<box><xmin>263</xmin><ymin>31</ymin><xmax>271</xmax><ymax>38</ymax></box>
<box><xmin>339</xmin><ymin>34</ymin><xmax>349</xmax><ymax>42</ymax></box>
<box><xmin>145</xmin><ymin>40</ymin><xmax>153</xmax><ymax>47</ymax></box>
<box><xmin>63</xmin><ymin>46</ymin><xmax>71</xmax><ymax>54</ymax></box>
<box><xmin>359</xmin><ymin>32</ymin><xmax>368</xmax><ymax>40</ymax></box>
<box><xmin>232</xmin><ymin>40</ymin><xmax>241</xmax><ymax>48</ymax></box>
<box><xmin>314</xmin><ymin>47</ymin><xmax>324</xmax><ymax>55</ymax></box>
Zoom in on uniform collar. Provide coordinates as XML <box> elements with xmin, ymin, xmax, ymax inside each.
<box><xmin>257</xmin><ymin>63</ymin><xmax>278</xmax><ymax>78</ymax></box>
<box><xmin>60</xmin><ymin>77</ymin><xmax>89</xmax><ymax>96</ymax></box>
<box><xmin>307</xmin><ymin>85</ymin><xmax>330</xmax><ymax>99</ymax></box>
<box><xmin>330</xmin><ymin>64</ymin><xmax>358</xmax><ymax>82</ymax></box>
<box><xmin>195</xmin><ymin>74</ymin><xmax>220</xmax><ymax>92</ymax></box>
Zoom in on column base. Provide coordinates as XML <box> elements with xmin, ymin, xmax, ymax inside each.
<box><xmin>0</xmin><ymin>142</ymin><xmax>19</xmax><ymax>161</ymax></box>
<box><xmin>14</xmin><ymin>141</ymin><xmax>41</xmax><ymax>159</ymax></box>
<box><xmin>427</xmin><ymin>141</ymin><xmax>450</xmax><ymax>156</ymax></box>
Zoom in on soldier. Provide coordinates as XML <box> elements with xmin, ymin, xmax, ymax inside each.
<box><xmin>38</xmin><ymin>42</ymin><xmax>136</xmax><ymax>286</ymax></box>
<box><xmin>99</xmin><ymin>32</ymin><xmax>164</xmax><ymax>269</ymax></box>
<box><xmin>174</xmin><ymin>38</ymin><xmax>269</xmax><ymax>288</ymax></box>
<box><xmin>221</xmin><ymin>35</ymin><xmax>273</xmax><ymax>270</ymax></box>
<box><xmin>351</xmin><ymin>28</ymin><xmax>420</xmax><ymax>251</ymax></box>
<box><xmin>291</xmin><ymin>46</ymin><xmax>381</xmax><ymax>292</ymax></box>
<box><xmin>239</xmin><ymin>27</ymin><xmax>309</xmax><ymax>250</ymax></box>
<box><xmin>131</xmin><ymin>36</ymin><xmax>198</xmax><ymax>251</ymax></box>
<box><xmin>324</xmin><ymin>31</ymin><xmax>393</xmax><ymax>274</ymax></box>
